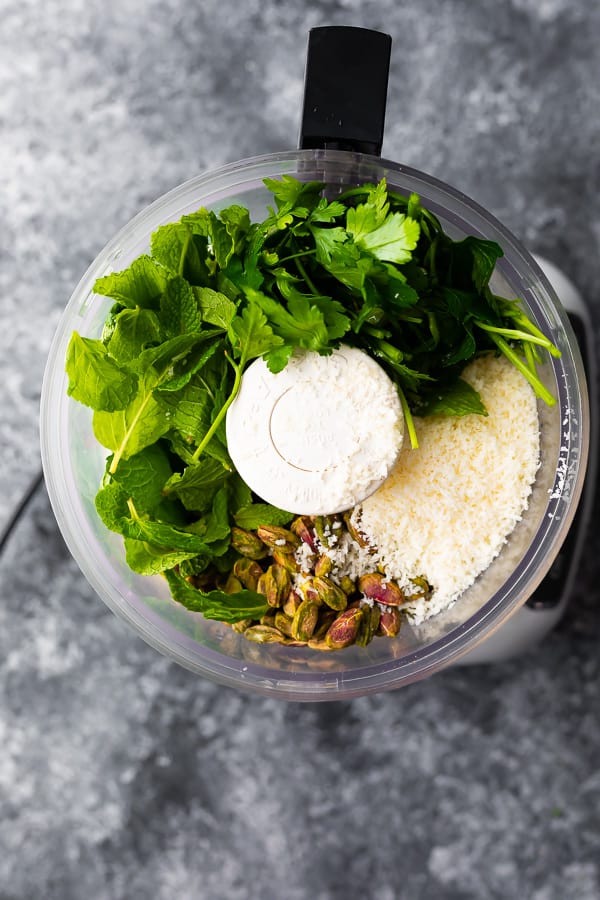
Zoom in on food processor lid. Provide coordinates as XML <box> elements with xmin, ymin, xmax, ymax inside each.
<box><xmin>299</xmin><ymin>26</ymin><xmax>392</xmax><ymax>155</ymax></box>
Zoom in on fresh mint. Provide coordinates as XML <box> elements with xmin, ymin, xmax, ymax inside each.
<box><xmin>66</xmin><ymin>334</ymin><xmax>137</xmax><ymax>411</ymax></box>
<box><xmin>65</xmin><ymin>175</ymin><xmax>560</xmax><ymax>627</ymax></box>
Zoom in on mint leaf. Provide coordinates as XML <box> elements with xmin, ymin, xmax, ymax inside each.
<box><xmin>110</xmin><ymin>444</ymin><xmax>173</xmax><ymax>511</ymax></box>
<box><xmin>197</xmin><ymin>486</ymin><xmax>230</xmax><ymax>544</ymax></box>
<box><xmin>207</xmin><ymin>213</ymin><xmax>234</xmax><ymax>268</ymax></box>
<box><xmin>107</xmin><ymin>308</ymin><xmax>162</xmax><ymax>364</ymax></box>
<box><xmin>95</xmin><ymin>481</ymin><xmax>130</xmax><ymax>532</ymax></box>
<box><xmin>96</xmin><ymin>482</ymin><xmax>215</xmax><ymax>551</ymax></box>
<box><xmin>93</xmin><ymin>255</ymin><xmax>167</xmax><ymax>310</ymax></box>
<box><xmin>150</xmin><ymin>223</ymin><xmax>191</xmax><ymax>274</ymax></box>
<box><xmin>155</xmin><ymin>379</ymin><xmax>213</xmax><ymax>442</ymax></box>
<box><xmin>420</xmin><ymin>378</ymin><xmax>488</xmax><ymax>417</ymax></box>
<box><xmin>234</xmin><ymin>503</ymin><xmax>293</xmax><ymax>530</ymax></box>
<box><xmin>131</xmin><ymin>332</ymin><xmax>217</xmax><ymax>378</ymax></box>
<box><xmin>194</xmin><ymin>287</ymin><xmax>237</xmax><ymax>329</ymax></box>
<box><xmin>66</xmin><ymin>333</ymin><xmax>137</xmax><ymax>411</ymax></box>
<box><xmin>127</xmin><ymin>510</ymin><xmax>213</xmax><ymax>553</ymax></box>
<box><xmin>219</xmin><ymin>205</ymin><xmax>251</xmax><ymax>253</ymax></box>
<box><xmin>164</xmin><ymin>459</ymin><xmax>229</xmax><ymax>512</ymax></box>
<box><xmin>93</xmin><ymin>367</ymin><xmax>170</xmax><ymax>466</ymax></box>
<box><xmin>124</xmin><ymin>539</ymin><xmax>199</xmax><ymax>575</ymax></box>
<box><xmin>160</xmin><ymin>276</ymin><xmax>201</xmax><ymax>337</ymax></box>
<box><xmin>164</xmin><ymin>569</ymin><xmax>269</xmax><ymax>622</ymax></box>
<box><xmin>228</xmin><ymin>472</ymin><xmax>252</xmax><ymax>514</ymax></box>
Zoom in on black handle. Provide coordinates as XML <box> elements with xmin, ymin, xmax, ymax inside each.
<box><xmin>299</xmin><ymin>26</ymin><xmax>392</xmax><ymax>156</ymax></box>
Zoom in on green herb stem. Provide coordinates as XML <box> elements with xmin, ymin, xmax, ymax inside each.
<box><xmin>178</xmin><ymin>231</ymin><xmax>192</xmax><ymax>277</ymax></box>
<box><xmin>397</xmin><ymin>384</ymin><xmax>419</xmax><ymax>450</ymax></box>
<box><xmin>486</xmin><ymin>332</ymin><xmax>556</xmax><ymax>406</ymax></box>
<box><xmin>295</xmin><ymin>257</ymin><xmax>319</xmax><ymax>295</ymax></box>
<box><xmin>108</xmin><ymin>390</ymin><xmax>155</xmax><ymax>476</ymax></box>
<box><xmin>474</xmin><ymin>319</ymin><xmax>557</xmax><ymax>351</ymax></box>
<box><xmin>510</xmin><ymin>311</ymin><xmax>562</xmax><ymax>358</ymax></box>
<box><xmin>277</xmin><ymin>248</ymin><xmax>317</xmax><ymax>265</ymax></box>
<box><xmin>190</xmin><ymin>353</ymin><xmax>242</xmax><ymax>463</ymax></box>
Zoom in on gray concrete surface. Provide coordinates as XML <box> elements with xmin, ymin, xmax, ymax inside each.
<box><xmin>1</xmin><ymin>1</ymin><xmax>599</xmax><ymax>898</ymax></box>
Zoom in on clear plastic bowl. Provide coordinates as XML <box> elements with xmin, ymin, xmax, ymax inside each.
<box><xmin>40</xmin><ymin>149</ymin><xmax>590</xmax><ymax>700</ymax></box>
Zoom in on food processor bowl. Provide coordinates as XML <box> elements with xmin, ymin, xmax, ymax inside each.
<box><xmin>40</xmin><ymin>149</ymin><xmax>590</xmax><ymax>700</ymax></box>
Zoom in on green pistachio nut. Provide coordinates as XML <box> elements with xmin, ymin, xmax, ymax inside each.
<box><xmin>243</xmin><ymin>624</ymin><xmax>287</xmax><ymax>644</ymax></box>
<box><xmin>355</xmin><ymin>603</ymin><xmax>381</xmax><ymax>647</ymax></box>
<box><xmin>409</xmin><ymin>575</ymin><xmax>433</xmax><ymax>601</ymax></box>
<box><xmin>232</xmin><ymin>558</ymin><xmax>264</xmax><ymax>592</ymax></box>
<box><xmin>358</xmin><ymin>572</ymin><xmax>405</xmax><ymax>607</ymax></box>
<box><xmin>298</xmin><ymin>575</ymin><xmax>321</xmax><ymax>604</ymax></box>
<box><xmin>231</xmin><ymin>617</ymin><xmax>254</xmax><ymax>634</ymax></box>
<box><xmin>312</xmin><ymin>608</ymin><xmax>337</xmax><ymax>640</ymax></box>
<box><xmin>274</xmin><ymin>611</ymin><xmax>295</xmax><ymax>637</ymax></box>
<box><xmin>257</xmin><ymin>564</ymin><xmax>291</xmax><ymax>608</ymax></box>
<box><xmin>223</xmin><ymin>573</ymin><xmax>243</xmax><ymax>595</ymax></box>
<box><xmin>256</xmin><ymin>525</ymin><xmax>300</xmax><ymax>554</ymax></box>
<box><xmin>291</xmin><ymin>599</ymin><xmax>320</xmax><ymax>642</ymax></box>
<box><xmin>314</xmin><ymin>553</ymin><xmax>333</xmax><ymax>577</ymax></box>
<box><xmin>343</xmin><ymin>512</ymin><xmax>371</xmax><ymax>549</ymax></box>
<box><xmin>230</xmin><ymin>526</ymin><xmax>268</xmax><ymax>560</ymax></box>
<box><xmin>339</xmin><ymin>576</ymin><xmax>356</xmax><ymax>596</ymax></box>
<box><xmin>290</xmin><ymin>515</ymin><xmax>317</xmax><ymax>551</ymax></box>
<box><xmin>325</xmin><ymin>606</ymin><xmax>364</xmax><ymax>650</ymax></box>
<box><xmin>313</xmin><ymin>515</ymin><xmax>339</xmax><ymax>549</ymax></box>
<box><xmin>313</xmin><ymin>575</ymin><xmax>348</xmax><ymax>611</ymax></box>
<box><xmin>307</xmin><ymin>637</ymin><xmax>331</xmax><ymax>651</ymax></box>
<box><xmin>282</xmin><ymin>589</ymin><xmax>302</xmax><ymax>618</ymax></box>
<box><xmin>377</xmin><ymin>607</ymin><xmax>402</xmax><ymax>637</ymax></box>
<box><xmin>271</xmin><ymin>548</ymin><xmax>300</xmax><ymax>574</ymax></box>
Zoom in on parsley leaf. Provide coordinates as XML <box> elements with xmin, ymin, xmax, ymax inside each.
<box><xmin>228</xmin><ymin>302</ymin><xmax>283</xmax><ymax>363</ymax></box>
<box><xmin>310</xmin><ymin>225</ymin><xmax>349</xmax><ymax>265</ymax></box>
<box><xmin>356</xmin><ymin>212</ymin><xmax>420</xmax><ymax>264</ymax></box>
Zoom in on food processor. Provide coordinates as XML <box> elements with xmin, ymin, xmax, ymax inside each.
<box><xmin>40</xmin><ymin>26</ymin><xmax>594</xmax><ymax>699</ymax></box>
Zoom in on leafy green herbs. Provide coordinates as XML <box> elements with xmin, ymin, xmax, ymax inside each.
<box><xmin>65</xmin><ymin>175</ymin><xmax>559</xmax><ymax>626</ymax></box>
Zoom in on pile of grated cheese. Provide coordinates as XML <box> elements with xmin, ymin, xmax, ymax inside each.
<box><xmin>352</xmin><ymin>353</ymin><xmax>541</xmax><ymax>624</ymax></box>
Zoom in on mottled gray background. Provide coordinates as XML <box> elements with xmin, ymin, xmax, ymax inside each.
<box><xmin>1</xmin><ymin>1</ymin><xmax>599</xmax><ymax>898</ymax></box>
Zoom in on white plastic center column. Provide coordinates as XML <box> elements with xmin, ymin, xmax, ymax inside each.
<box><xmin>226</xmin><ymin>345</ymin><xmax>404</xmax><ymax>515</ymax></box>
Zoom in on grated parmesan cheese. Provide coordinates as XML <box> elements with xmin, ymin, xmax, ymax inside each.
<box><xmin>355</xmin><ymin>353</ymin><xmax>540</xmax><ymax>624</ymax></box>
